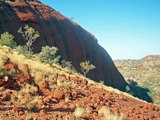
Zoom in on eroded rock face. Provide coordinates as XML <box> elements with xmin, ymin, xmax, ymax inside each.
<box><xmin>0</xmin><ymin>1</ymin><xmax>127</xmax><ymax>90</ymax></box>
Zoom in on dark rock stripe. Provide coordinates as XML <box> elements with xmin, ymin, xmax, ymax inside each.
<box><xmin>0</xmin><ymin>1</ymin><xmax>127</xmax><ymax>91</ymax></box>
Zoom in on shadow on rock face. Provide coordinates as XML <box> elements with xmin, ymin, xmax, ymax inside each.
<box><xmin>126</xmin><ymin>79</ymin><xmax>153</xmax><ymax>102</ymax></box>
<box><xmin>0</xmin><ymin>1</ymin><xmax>128</xmax><ymax>91</ymax></box>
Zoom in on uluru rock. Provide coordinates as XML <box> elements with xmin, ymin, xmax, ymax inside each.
<box><xmin>0</xmin><ymin>0</ymin><xmax>127</xmax><ymax>91</ymax></box>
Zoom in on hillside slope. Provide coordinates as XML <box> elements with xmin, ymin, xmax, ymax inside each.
<box><xmin>114</xmin><ymin>57</ymin><xmax>160</xmax><ymax>105</ymax></box>
<box><xmin>0</xmin><ymin>46</ymin><xmax>160</xmax><ymax>119</ymax></box>
<box><xmin>0</xmin><ymin>0</ymin><xmax>127</xmax><ymax>90</ymax></box>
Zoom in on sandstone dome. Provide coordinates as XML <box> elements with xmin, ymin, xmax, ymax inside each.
<box><xmin>0</xmin><ymin>0</ymin><xmax>127</xmax><ymax>91</ymax></box>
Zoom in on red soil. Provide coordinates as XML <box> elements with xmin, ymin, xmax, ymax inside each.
<box><xmin>0</xmin><ymin>61</ymin><xmax>160</xmax><ymax>120</ymax></box>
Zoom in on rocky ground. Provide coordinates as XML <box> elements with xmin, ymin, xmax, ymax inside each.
<box><xmin>0</xmin><ymin>59</ymin><xmax>160</xmax><ymax>119</ymax></box>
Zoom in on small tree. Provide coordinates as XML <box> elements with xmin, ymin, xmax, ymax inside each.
<box><xmin>18</xmin><ymin>25</ymin><xmax>40</xmax><ymax>55</ymax></box>
<box><xmin>80</xmin><ymin>61</ymin><xmax>95</xmax><ymax>77</ymax></box>
<box><xmin>0</xmin><ymin>32</ymin><xmax>16</xmax><ymax>48</ymax></box>
<box><xmin>38</xmin><ymin>46</ymin><xmax>61</xmax><ymax>64</ymax></box>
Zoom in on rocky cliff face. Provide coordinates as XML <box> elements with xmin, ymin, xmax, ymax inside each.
<box><xmin>0</xmin><ymin>0</ymin><xmax>127</xmax><ymax>90</ymax></box>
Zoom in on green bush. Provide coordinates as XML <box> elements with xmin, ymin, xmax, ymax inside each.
<box><xmin>0</xmin><ymin>32</ymin><xmax>16</xmax><ymax>48</ymax></box>
<box><xmin>16</xmin><ymin>45</ymin><xmax>33</xmax><ymax>58</ymax></box>
<box><xmin>38</xmin><ymin>46</ymin><xmax>61</xmax><ymax>64</ymax></box>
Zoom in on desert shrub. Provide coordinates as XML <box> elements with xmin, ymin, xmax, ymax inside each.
<box><xmin>57</xmin><ymin>79</ymin><xmax>72</xmax><ymax>90</ymax></box>
<box><xmin>38</xmin><ymin>46</ymin><xmax>61</xmax><ymax>64</ymax></box>
<box><xmin>61</xmin><ymin>60</ymin><xmax>72</xmax><ymax>68</ymax></box>
<box><xmin>74</xmin><ymin>106</ymin><xmax>85</xmax><ymax>118</ymax></box>
<box><xmin>80</xmin><ymin>61</ymin><xmax>95</xmax><ymax>77</ymax></box>
<box><xmin>0</xmin><ymin>32</ymin><xmax>16</xmax><ymax>48</ymax></box>
<box><xmin>18</xmin><ymin>25</ymin><xmax>40</xmax><ymax>55</ymax></box>
<box><xmin>0</xmin><ymin>52</ymin><xmax>8</xmax><ymax>68</ymax></box>
<box><xmin>98</xmin><ymin>106</ymin><xmax>124</xmax><ymax>120</ymax></box>
<box><xmin>16</xmin><ymin>45</ymin><xmax>33</xmax><ymax>58</ymax></box>
<box><xmin>141</xmin><ymin>77</ymin><xmax>160</xmax><ymax>105</ymax></box>
<box><xmin>11</xmin><ymin>83</ymin><xmax>39</xmax><ymax>111</ymax></box>
<box><xmin>61</xmin><ymin>60</ymin><xmax>76</xmax><ymax>73</ymax></box>
<box><xmin>0</xmin><ymin>52</ymin><xmax>9</xmax><ymax>76</ymax></box>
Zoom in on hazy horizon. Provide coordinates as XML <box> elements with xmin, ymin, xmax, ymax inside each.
<box><xmin>41</xmin><ymin>0</ymin><xmax>160</xmax><ymax>60</ymax></box>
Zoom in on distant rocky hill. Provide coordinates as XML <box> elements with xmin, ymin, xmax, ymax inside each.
<box><xmin>114</xmin><ymin>56</ymin><xmax>160</xmax><ymax>105</ymax></box>
<box><xmin>0</xmin><ymin>0</ymin><xmax>127</xmax><ymax>90</ymax></box>
<box><xmin>142</xmin><ymin>55</ymin><xmax>160</xmax><ymax>60</ymax></box>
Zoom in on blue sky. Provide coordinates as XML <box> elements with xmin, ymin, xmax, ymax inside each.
<box><xmin>41</xmin><ymin>0</ymin><xmax>160</xmax><ymax>59</ymax></box>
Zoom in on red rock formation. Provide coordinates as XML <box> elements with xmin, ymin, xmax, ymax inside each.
<box><xmin>142</xmin><ymin>55</ymin><xmax>160</xmax><ymax>60</ymax></box>
<box><xmin>0</xmin><ymin>0</ymin><xmax>127</xmax><ymax>90</ymax></box>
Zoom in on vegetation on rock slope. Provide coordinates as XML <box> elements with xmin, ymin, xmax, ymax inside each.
<box><xmin>0</xmin><ymin>23</ymin><xmax>160</xmax><ymax>119</ymax></box>
<box><xmin>0</xmin><ymin>0</ymin><xmax>128</xmax><ymax>90</ymax></box>
<box><xmin>0</xmin><ymin>45</ymin><xmax>160</xmax><ymax>119</ymax></box>
<box><xmin>114</xmin><ymin>58</ymin><xmax>160</xmax><ymax>105</ymax></box>
<box><xmin>0</xmin><ymin>45</ymin><xmax>125</xmax><ymax>119</ymax></box>
<box><xmin>0</xmin><ymin>31</ymin><xmax>160</xmax><ymax>119</ymax></box>
<box><xmin>0</xmin><ymin>29</ymin><xmax>126</xmax><ymax>119</ymax></box>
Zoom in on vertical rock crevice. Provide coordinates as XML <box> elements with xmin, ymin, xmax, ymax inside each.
<box><xmin>0</xmin><ymin>1</ymin><xmax>127</xmax><ymax>91</ymax></box>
